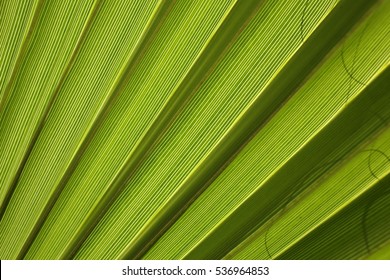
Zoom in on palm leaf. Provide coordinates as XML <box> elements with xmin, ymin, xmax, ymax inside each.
<box><xmin>0</xmin><ymin>0</ymin><xmax>389</xmax><ymax>260</ymax></box>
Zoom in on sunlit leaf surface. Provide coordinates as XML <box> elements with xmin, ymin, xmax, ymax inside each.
<box><xmin>1</xmin><ymin>0</ymin><xmax>389</xmax><ymax>260</ymax></box>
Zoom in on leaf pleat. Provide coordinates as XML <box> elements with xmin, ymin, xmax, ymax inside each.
<box><xmin>143</xmin><ymin>0</ymin><xmax>389</xmax><ymax>259</ymax></box>
<box><xmin>0</xmin><ymin>0</ymin><xmax>388</xmax><ymax>260</ymax></box>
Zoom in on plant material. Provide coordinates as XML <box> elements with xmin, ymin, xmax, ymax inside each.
<box><xmin>0</xmin><ymin>0</ymin><xmax>389</xmax><ymax>260</ymax></box>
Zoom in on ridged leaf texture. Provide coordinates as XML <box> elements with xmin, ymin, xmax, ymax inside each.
<box><xmin>0</xmin><ymin>0</ymin><xmax>389</xmax><ymax>260</ymax></box>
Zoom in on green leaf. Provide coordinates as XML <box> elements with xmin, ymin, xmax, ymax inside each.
<box><xmin>1</xmin><ymin>0</ymin><xmax>389</xmax><ymax>260</ymax></box>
